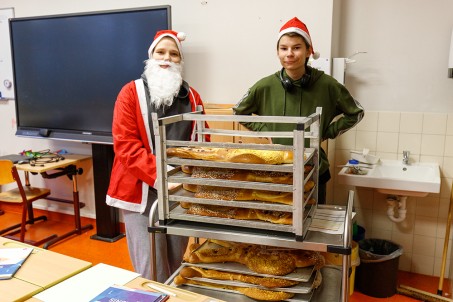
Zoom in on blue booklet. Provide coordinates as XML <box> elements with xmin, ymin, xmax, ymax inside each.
<box><xmin>0</xmin><ymin>247</ymin><xmax>34</xmax><ymax>280</ymax></box>
<box><xmin>90</xmin><ymin>284</ymin><xmax>169</xmax><ymax>302</ymax></box>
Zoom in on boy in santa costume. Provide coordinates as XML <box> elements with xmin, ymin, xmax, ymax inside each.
<box><xmin>234</xmin><ymin>17</ymin><xmax>364</xmax><ymax>204</ymax></box>
<box><xmin>106</xmin><ymin>30</ymin><xmax>208</xmax><ymax>282</ymax></box>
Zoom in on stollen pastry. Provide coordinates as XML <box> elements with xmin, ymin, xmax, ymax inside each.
<box><xmin>182</xmin><ymin>164</ymin><xmax>314</xmax><ymax>178</ymax></box>
<box><xmin>183</xmin><ymin>165</ymin><xmax>294</xmax><ymax>184</ymax></box>
<box><xmin>179</xmin><ymin>197</ymin><xmax>316</xmax><ymax>225</ymax></box>
<box><xmin>182</xmin><ymin>180</ymin><xmax>315</xmax><ymax>205</ymax></box>
<box><xmin>182</xmin><ymin>203</ymin><xmax>293</xmax><ymax>225</ymax></box>
<box><xmin>183</xmin><ymin>184</ymin><xmax>294</xmax><ymax>205</ymax></box>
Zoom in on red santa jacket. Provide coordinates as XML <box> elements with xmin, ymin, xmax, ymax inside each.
<box><xmin>106</xmin><ymin>79</ymin><xmax>208</xmax><ymax>213</ymax></box>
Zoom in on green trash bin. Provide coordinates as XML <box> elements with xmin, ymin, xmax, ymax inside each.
<box><xmin>355</xmin><ymin>239</ymin><xmax>403</xmax><ymax>298</ymax></box>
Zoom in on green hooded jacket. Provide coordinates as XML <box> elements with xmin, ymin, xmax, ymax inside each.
<box><xmin>233</xmin><ymin>66</ymin><xmax>364</xmax><ymax>177</ymax></box>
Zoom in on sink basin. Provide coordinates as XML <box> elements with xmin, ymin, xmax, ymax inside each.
<box><xmin>337</xmin><ymin>159</ymin><xmax>440</xmax><ymax>197</ymax></box>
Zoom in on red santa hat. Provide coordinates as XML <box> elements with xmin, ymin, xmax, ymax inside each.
<box><xmin>278</xmin><ymin>17</ymin><xmax>320</xmax><ymax>60</ymax></box>
<box><xmin>148</xmin><ymin>30</ymin><xmax>186</xmax><ymax>59</ymax></box>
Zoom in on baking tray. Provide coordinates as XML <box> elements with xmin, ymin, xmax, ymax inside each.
<box><xmin>171</xmin><ymin>284</ymin><xmax>314</xmax><ymax>302</ymax></box>
<box><xmin>168</xmin><ymin>266</ymin><xmax>342</xmax><ymax>302</ymax></box>
<box><xmin>172</xmin><ymin>282</ymin><xmax>314</xmax><ymax>302</ymax></box>
<box><xmin>168</xmin><ymin>183</ymin><xmax>317</xmax><ymax>211</ymax></box>
<box><xmin>169</xmin><ymin>188</ymin><xmax>293</xmax><ymax>212</ymax></box>
<box><xmin>168</xmin><ymin>205</ymin><xmax>314</xmax><ymax>233</ymax></box>
<box><xmin>166</xmin><ymin>157</ymin><xmax>295</xmax><ymax>173</ymax></box>
<box><xmin>169</xmin><ymin>170</ymin><xmax>294</xmax><ymax>192</ymax></box>
<box><xmin>181</xmin><ymin>262</ymin><xmax>315</xmax><ymax>283</ymax></box>
<box><xmin>183</xmin><ymin>276</ymin><xmax>317</xmax><ymax>294</ymax></box>
<box><xmin>183</xmin><ymin>240</ymin><xmax>318</xmax><ymax>282</ymax></box>
<box><xmin>180</xmin><ymin>264</ymin><xmax>319</xmax><ymax>294</ymax></box>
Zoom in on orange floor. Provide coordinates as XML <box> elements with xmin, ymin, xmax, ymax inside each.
<box><xmin>0</xmin><ymin>203</ymin><xmax>452</xmax><ymax>302</ymax></box>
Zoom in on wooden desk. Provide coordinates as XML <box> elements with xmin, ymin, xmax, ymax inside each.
<box><xmin>125</xmin><ymin>277</ymin><xmax>225</xmax><ymax>302</ymax></box>
<box><xmin>27</xmin><ymin>263</ymin><xmax>224</xmax><ymax>302</ymax></box>
<box><xmin>0</xmin><ymin>277</ymin><xmax>41</xmax><ymax>302</ymax></box>
<box><xmin>15</xmin><ymin>154</ymin><xmax>94</xmax><ymax>249</ymax></box>
<box><xmin>28</xmin><ymin>263</ymin><xmax>139</xmax><ymax>302</ymax></box>
<box><xmin>0</xmin><ymin>237</ymin><xmax>91</xmax><ymax>302</ymax></box>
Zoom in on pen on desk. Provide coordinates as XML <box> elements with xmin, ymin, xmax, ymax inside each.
<box><xmin>146</xmin><ymin>283</ymin><xmax>177</xmax><ymax>297</ymax></box>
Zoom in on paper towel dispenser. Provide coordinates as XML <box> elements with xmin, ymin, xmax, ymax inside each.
<box><xmin>449</xmin><ymin>29</ymin><xmax>453</xmax><ymax>78</ymax></box>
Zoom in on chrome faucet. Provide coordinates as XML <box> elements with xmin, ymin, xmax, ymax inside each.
<box><xmin>403</xmin><ymin>150</ymin><xmax>410</xmax><ymax>165</ymax></box>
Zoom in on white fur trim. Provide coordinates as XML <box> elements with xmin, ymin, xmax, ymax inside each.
<box><xmin>106</xmin><ymin>194</ymin><xmax>147</xmax><ymax>213</ymax></box>
<box><xmin>279</xmin><ymin>27</ymin><xmax>320</xmax><ymax>58</ymax></box>
<box><xmin>148</xmin><ymin>33</ymin><xmax>184</xmax><ymax>59</ymax></box>
<box><xmin>278</xmin><ymin>27</ymin><xmax>312</xmax><ymax>46</ymax></box>
<box><xmin>135</xmin><ymin>79</ymin><xmax>153</xmax><ymax>155</ymax></box>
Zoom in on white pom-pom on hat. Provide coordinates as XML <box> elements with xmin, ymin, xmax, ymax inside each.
<box><xmin>148</xmin><ymin>30</ymin><xmax>186</xmax><ymax>59</ymax></box>
<box><xmin>177</xmin><ymin>32</ymin><xmax>186</xmax><ymax>42</ymax></box>
<box><xmin>312</xmin><ymin>51</ymin><xmax>320</xmax><ymax>60</ymax></box>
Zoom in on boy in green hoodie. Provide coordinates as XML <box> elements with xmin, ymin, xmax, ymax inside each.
<box><xmin>233</xmin><ymin>17</ymin><xmax>364</xmax><ymax>203</ymax></box>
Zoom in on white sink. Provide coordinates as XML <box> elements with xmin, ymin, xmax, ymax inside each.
<box><xmin>337</xmin><ymin>159</ymin><xmax>440</xmax><ymax>197</ymax></box>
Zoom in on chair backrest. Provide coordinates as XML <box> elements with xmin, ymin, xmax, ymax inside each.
<box><xmin>0</xmin><ymin>160</ymin><xmax>15</xmax><ymax>185</ymax></box>
<box><xmin>0</xmin><ymin>159</ymin><xmax>40</xmax><ymax>204</ymax></box>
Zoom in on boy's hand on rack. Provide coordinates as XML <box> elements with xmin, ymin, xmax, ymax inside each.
<box><xmin>166</xmin><ymin>165</ymin><xmax>180</xmax><ymax>190</ymax></box>
<box><xmin>168</xmin><ymin>182</ymin><xmax>180</xmax><ymax>190</ymax></box>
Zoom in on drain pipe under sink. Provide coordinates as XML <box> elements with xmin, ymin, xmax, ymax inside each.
<box><xmin>387</xmin><ymin>195</ymin><xmax>407</xmax><ymax>223</ymax></box>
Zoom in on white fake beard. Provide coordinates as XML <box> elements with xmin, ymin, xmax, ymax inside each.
<box><xmin>144</xmin><ymin>59</ymin><xmax>183</xmax><ymax>109</ymax></box>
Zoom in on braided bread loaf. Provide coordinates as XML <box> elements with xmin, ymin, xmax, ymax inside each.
<box><xmin>181</xmin><ymin>202</ymin><xmax>293</xmax><ymax>225</ymax></box>
<box><xmin>179</xmin><ymin>266</ymin><xmax>299</xmax><ymax>288</ymax></box>
<box><xmin>182</xmin><ymin>165</ymin><xmax>294</xmax><ymax>184</ymax></box>
<box><xmin>174</xmin><ymin>275</ymin><xmax>295</xmax><ymax>301</ymax></box>
<box><xmin>184</xmin><ymin>240</ymin><xmax>325</xmax><ymax>276</ymax></box>
<box><xmin>167</xmin><ymin>147</ymin><xmax>295</xmax><ymax>164</ymax></box>
<box><xmin>183</xmin><ymin>183</ymin><xmax>294</xmax><ymax>205</ymax></box>
<box><xmin>182</xmin><ymin>180</ymin><xmax>315</xmax><ymax>205</ymax></box>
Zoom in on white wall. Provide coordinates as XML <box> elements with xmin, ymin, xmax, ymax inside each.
<box><xmin>339</xmin><ymin>0</ymin><xmax>453</xmax><ymax>113</ymax></box>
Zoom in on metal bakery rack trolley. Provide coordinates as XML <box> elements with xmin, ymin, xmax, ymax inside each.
<box><xmin>150</xmin><ymin>107</ymin><xmax>354</xmax><ymax>302</ymax></box>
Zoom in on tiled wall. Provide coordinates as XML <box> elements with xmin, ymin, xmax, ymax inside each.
<box><xmin>330</xmin><ymin>111</ymin><xmax>453</xmax><ymax>277</ymax></box>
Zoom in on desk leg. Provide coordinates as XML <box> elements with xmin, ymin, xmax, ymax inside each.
<box><xmin>43</xmin><ymin>169</ymin><xmax>93</xmax><ymax>249</ymax></box>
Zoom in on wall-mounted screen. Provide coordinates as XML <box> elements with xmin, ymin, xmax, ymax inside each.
<box><xmin>10</xmin><ymin>6</ymin><xmax>171</xmax><ymax>144</ymax></box>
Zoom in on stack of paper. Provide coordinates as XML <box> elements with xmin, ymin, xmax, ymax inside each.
<box><xmin>309</xmin><ymin>208</ymin><xmax>346</xmax><ymax>235</ymax></box>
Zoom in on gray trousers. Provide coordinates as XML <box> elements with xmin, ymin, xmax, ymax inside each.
<box><xmin>122</xmin><ymin>201</ymin><xmax>188</xmax><ymax>283</ymax></box>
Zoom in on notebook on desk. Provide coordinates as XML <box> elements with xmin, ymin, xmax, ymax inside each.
<box><xmin>0</xmin><ymin>154</ymin><xmax>33</xmax><ymax>164</ymax></box>
<box><xmin>0</xmin><ymin>247</ymin><xmax>34</xmax><ymax>280</ymax></box>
